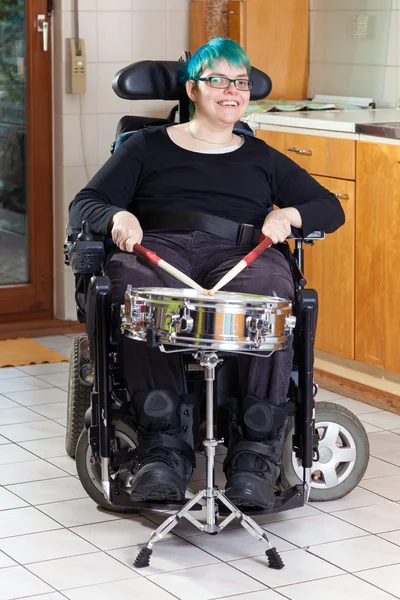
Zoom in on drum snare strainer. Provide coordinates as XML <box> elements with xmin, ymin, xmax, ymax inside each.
<box><xmin>121</xmin><ymin>286</ymin><xmax>295</xmax><ymax>353</ymax></box>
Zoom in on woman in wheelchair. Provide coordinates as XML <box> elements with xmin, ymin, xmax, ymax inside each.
<box><xmin>69</xmin><ymin>38</ymin><xmax>345</xmax><ymax>512</ymax></box>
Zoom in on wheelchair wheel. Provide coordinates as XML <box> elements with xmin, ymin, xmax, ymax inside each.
<box><xmin>281</xmin><ymin>401</ymin><xmax>370</xmax><ymax>502</ymax></box>
<box><xmin>75</xmin><ymin>417</ymin><xmax>138</xmax><ymax>512</ymax></box>
<box><xmin>65</xmin><ymin>335</ymin><xmax>92</xmax><ymax>459</ymax></box>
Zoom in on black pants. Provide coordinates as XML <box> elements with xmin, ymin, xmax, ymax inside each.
<box><xmin>106</xmin><ymin>231</ymin><xmax>294</xmax><ymax>411</ymax></box>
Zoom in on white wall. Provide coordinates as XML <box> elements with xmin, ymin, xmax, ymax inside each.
<box><xmin>52</xmin><ymin>0</ymin><xmax>190</xmax><ymax>320</ymax></box>
<box><xmin>309</xmin><ymin>0</ymin><xmax>400</xmax><ymax>106</ymax></box>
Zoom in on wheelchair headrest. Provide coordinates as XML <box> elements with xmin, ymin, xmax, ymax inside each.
<box><xmin>112</xmin><ymin>60</ymin><xmax>272</xmax><ymax>101</ymax></box>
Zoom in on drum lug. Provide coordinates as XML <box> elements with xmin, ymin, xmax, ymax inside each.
<box><xmin>178</xmin><ymin>315</ymin><xmax>194</xmax><ymax>334</ymax></box>
<box><xmin>285</xmin><ymin>314</ymin><xmax>296</xmax><ymax>335</ymax></box>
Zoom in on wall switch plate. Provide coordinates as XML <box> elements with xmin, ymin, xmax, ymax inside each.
<box><xmin>68</xmin><ymin>38</ymin><xmax>86</xmax><ymax>94</ymax></box>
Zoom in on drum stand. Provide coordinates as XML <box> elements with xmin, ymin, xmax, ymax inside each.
<box><xmin>134</xmin><ymin>350</ymin><xmax>284</xmax><ymax>570</ymax></box>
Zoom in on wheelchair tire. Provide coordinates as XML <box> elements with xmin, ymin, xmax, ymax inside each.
<box><xmin>281</xmin><ymin>401</ymin><xmax>370</xmax><ymax>502</ymax></box>
<box><xmin>75</xmin><ymin>417</ymin><xmax>138</xmax><ymax>513</ymax></box>
<box><xmin>65</xmin><ymin>335</ymin><xmax>92</xmax><ymax>459</ymax></box>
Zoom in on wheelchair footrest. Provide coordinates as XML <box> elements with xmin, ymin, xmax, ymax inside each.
<box><xmin>217</xmin><ymin>484</ymin><xmax>304</xmax><ymax>516</ymax></box>
<box><xmin>128</xmin><ymin>499</ymin><xmax>203</xmax><ymax>512</ymax></box>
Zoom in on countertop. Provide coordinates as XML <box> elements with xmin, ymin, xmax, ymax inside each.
<box><xmin>244</xmin><ymin>108</ymin><xmax>400</xmax><ymax>135</ymax></box>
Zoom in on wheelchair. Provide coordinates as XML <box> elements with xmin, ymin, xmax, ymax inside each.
<box><xmin>64</xmin><ymin>57</ymin><xmax>369</xmax><ymax>568</ymax></box>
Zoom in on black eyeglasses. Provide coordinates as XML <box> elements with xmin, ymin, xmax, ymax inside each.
<box><xmin>196</xmin><ymin>77</ymin><xmax>253</xmax><ymax>91</ymax></box>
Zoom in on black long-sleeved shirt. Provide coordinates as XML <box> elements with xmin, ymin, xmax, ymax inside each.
<box><xmin>69</xmin><ymin>124</ymin><xmax>345</xmax><ymax>237</ymax></box>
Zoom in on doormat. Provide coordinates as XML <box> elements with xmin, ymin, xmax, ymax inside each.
<box><xmin>0</xmin><ymin>338</ymin><xmax>69</xmax><ymax>368</ymax></box>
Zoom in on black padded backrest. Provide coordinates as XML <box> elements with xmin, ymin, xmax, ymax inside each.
<box><xmin>112</xmin><ymin>60</ymin><xmax>272</xmax><ymax>101</ymax></box>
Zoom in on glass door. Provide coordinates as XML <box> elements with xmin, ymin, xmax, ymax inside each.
<box><xmin>0</xmin><ymin>0</ymin><xmax>53</xmax><ymax>320</ymax></box>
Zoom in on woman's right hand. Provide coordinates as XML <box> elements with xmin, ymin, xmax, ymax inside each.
<box><xmin>109</xmin><ymin>211</ymin><xmax>143</xmax><ymax>252</ymax></box>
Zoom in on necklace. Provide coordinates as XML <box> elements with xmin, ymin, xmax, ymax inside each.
<box><xmin>187</xmin><ymin>122</ymin><xmax>233</xmax><ymax>145</ymax></box>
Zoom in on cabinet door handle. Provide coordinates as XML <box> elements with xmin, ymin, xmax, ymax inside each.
<box><xmin>287</xmin><ymin>147</ymin><xmax>312</xmax><ymax>156</ymax></box>
<box><xmin>334</xmin><ymin>193</ymin><xmax>349</xmax><ymax>200</ymax></box>
<box><xmin>223</xmin><ymin>10</ymin><xmax>238</xmax><ymax>14</ymax></box>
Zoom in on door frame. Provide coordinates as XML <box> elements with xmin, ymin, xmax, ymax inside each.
<box><xmin>0</xmin><ymin>0</ymin><xmax>53</xmax><ymax>321</ymax></box>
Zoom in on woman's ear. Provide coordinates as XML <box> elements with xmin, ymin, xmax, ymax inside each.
<box><xmin>186</xmin><ymin>80</ymin><xmax>197</xmax><ymax>103</ymax></box>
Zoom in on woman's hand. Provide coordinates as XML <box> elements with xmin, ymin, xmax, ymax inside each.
<box><xmin>109</xmin><ymin>211</ymin><xmax>143</xmax><ymax>252</ymax></box>
<box><xmin>261</xmin><ymin>207</ymin><xmax>302</xmax><ymax>244</ymax></box>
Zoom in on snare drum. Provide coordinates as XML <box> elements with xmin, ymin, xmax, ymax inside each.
<box><xmin>121</xmin><ymin>286</ymin><xmax>295</xmax><ymax>352</ymax></box>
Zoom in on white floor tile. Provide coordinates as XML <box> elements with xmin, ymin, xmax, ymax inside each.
<box><xmin>47</xmin><ymin>456</ymin><xmax>78</xmax><ymax>475</ymax></box>
<box><xmin>0</xmin><ymin>444</ymin><xmax>37</xmax><ymax>465</ymax></box>
<box><xmin>0</xmin><ymin>407</ymin><xmax>47</xmax><ymax>426</ymax></box>
<box><xmin>369</xmin><ymin>431</ymin><xmax>400</xmax><ymax>455</ymax></box>
<box><xmin>360</xmin><ymin>475</ymin><xmax>400</xmax><ymax>501</ymax></box>
<box><xmin>0</xmin><ymin>420</ymin><xmax>66</xmax><ymax>442</ymax></box>
<box><xmin>6</xmin><ymin>476</ymin><xmax>87</xmax><ymax>505</ymax></box>
<box><xmin>29</xmin><ymin>403</ymin><xmax>68</xmax><ymax>419</ymax></box>
<box><xmin>54</xmin><ymin>418</ymin><xmax>67</xmax><ymax>427</ymax></box>
<box><xmin>71</xmin><ymin>515</ymin><xmax>175</xmax><ymax>550</ymax></box>
<box><xmin>0</xmin><ymin>368</ymin><xmax>29</xmax><ymax>380</ymax></box>
<box><xmin>0</xmin><ymin>487</ymin><xmax>28</xmax><ymax>510</ymax></box>
<box><xmin>190</xmin><ymin>457</ymin><xmax>225</xmax><ymax>483</ymax></box>
<box><xmin>218</xmin><ymin>592</ymin><xmax>287</xmax><ymax>600</ymax></box>
<box><xmin>18</xmin><ymin>363</ymin><xmax>70</xmax><ymax>376</ymax></box>
<box><xmin>279</xmin><ymin>573</ymin><xmax>395</xmax><ymax>600</ymax></box>
<box><xmin>188</xmin><ymin>525</ymin><xmax>295</xmax><ymax>562</ymax></box>
<box><xmin>37</xmin><ymin>497</ymin><xmax>122</xmax><ymax>527</ymax></box>
<box><xmin>32</xmin><ymin>336</ymin><xmax>72</xmax><ymax>349</ymax></box>
<box><xmin>63</xmin><ymin>578</ymin><xmax>176</xmax><ymax>600</ymax></box>
<box><xmin>362</xmin><ymin>456</ymin><xmax>400</xmax><ymax>480</ymax></box>
<box><xmin>332</xmin><ymin>502</ymin><xmax>400</xmax><ymax>534</ymax></box>
<box><xmin>379</xmin><ymin>529</ymin><xmax>400</xmax><ymax>546</ymax></box>
<box><xmin>359</xmin><ymin>421</ymin><xmax>383</xmax><ymax>434</ymax></box>
<box><xmin>149</xmin><ymin>562</ymin><xmax>265</xmax><ymax>600</ymax></box>
<box><xmin>19</xmin><ymin>437</ymin><xmax>67</xmax><ymax>459</ymax></box>
<box><xmin>109</xmin><ymin>537</ymin><xmax>220</xmax><ymax>575</ymax></box>
<box><xmin>0</xmin><ymin>377</ymin><xmax>52</xmax><ymax>395</ymax></box>
<box><xmin>310</xmin><ymin>486</ymin><xmax>392</xmax><ymax>513</ymax></box>
<box><xmin>362</xmin><ymin>411</ymin><xmax>400</xmax><ymax>431</ymax></box>
<box><xmin>0</xmin><ymin>397</ymin><xmax>19</xmax><ymax>410</ymax></box>
<box><xmin>263</xmin><ymin>513</ymin><xmax>367</xmax><ymax>547</ymax></box>
<box><xmin>37</xmin><ymin>373</ymin><xmax>69</xmax><ymax>388</ymax></box>
<box><xmin>230</xmin><ymin>548</ymin><xmax>343</xmax><ymax>588</ymax></box>
<box><xmin>0</xmin><ymin>459</ymin><xmax>68</xmax><ymax>485</ymax></box>
<box><xmin>375</xmin><ymin>450</ymin><xmax>400</xmax><ymax>467</ymax></box>
<box><xmin>316</xmin><ymin>389</ymin><xmax>347</xmax><ymax>402</ymax></box>
<box><xmin>358</xmin><ymin>563</ymin><xmax>400</xmax><ymax>597</ymax></box>
<box><xmin>0</xmin><ymin>552</ymin><xmax>16</xmax><ymax>568</ymax></box>
<box><xmin>26</xmin><ymin>552</ymin><xmax>138</xmax><ymax>590</ymax></box>
<box><xmin>317</xmin><ymin>395</ymin><xmax>382</xmax><ymax>415</ymax></box>
<box><xmin>0</xmin><ymin>436</ymin><xmax>10</xmax><ymax>445</ymax></box>
<box><xmin>0</xmin><ymin>507</ymin><xmax>61</xmax><ymax>538</ymax></box>
<box><xmin>0</xmin><ymin>529</ymin><xmax>98</xmax><ymax>564</ymax></box>
<box><xmin>0</xmin><ymin>565</ymin><xmax>53</xmax><ymax>599</ymax></box>
<box><xmin>4</xmin><ymin>387</ymin><xmax>67</xmax><ymax>406</ymax></box>
<box><xmin>19</xmin><ymin>595</ymin><xmax>66</xmax><ymax>600</ymax></box>
<box><xmin>308</xmin><ymin>534</ymin><xmax>400</xmax><ymax>571</ymax></box>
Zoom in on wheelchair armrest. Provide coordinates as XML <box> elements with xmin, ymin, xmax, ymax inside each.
<box><xmin>64</xmin><ymin>223</ymin><xmax>105</xmax><ymax>274</ymax></box>
<box><xmin>288</xmin><ymin>228</ymin><xmax>325</xmax><ymax>242</ymax></box>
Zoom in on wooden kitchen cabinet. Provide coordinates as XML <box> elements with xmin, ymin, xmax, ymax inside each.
<box><xmin>355</xmin><ymin>142</ymin><xmax>400</xmax><ymax>374</ymax></box>
<box><xmin>256</xmin><ymin>130</ymin><xmax>356</xmax><ymax>180</ymax></box>
<box><xmin>190</xmin><ymin>0</ymin><xmax>309</xmax><ymax>100</ymax></box>
<box><xmin>303</xmin><ymin>177</ymin><xmax>355</xmax><ymax>360</ymax></box>
<box><xmin>257</xmin><ymin>129</ymin><xmax>355</xmax><ymax>360</ymax></box>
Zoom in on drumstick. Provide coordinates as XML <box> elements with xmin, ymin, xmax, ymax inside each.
<box><xmin>210</xmin><ymin>236</ymin><xmax>273</xmax><ymax>294</ymax></box>
<box><xmin>133</xmin><ymin>243</ymin><xmax>204</xmax><ymax>293</ymax></box>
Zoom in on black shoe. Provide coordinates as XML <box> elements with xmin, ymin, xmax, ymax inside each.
<box><xmin>130</xmin><ymin>434</ymin><xmax>195</xmax><ymax>503</ymax></box>
<box><xmin>223</xmin><ymin>440</ymin><xmax>279</xmax><ymax>511</ymax></box>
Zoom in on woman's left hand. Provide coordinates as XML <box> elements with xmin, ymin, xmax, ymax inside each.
<box><xmin>261</xmin><ymin>207</ymin><xmax>302</xmax><ymax>244</ymax></box>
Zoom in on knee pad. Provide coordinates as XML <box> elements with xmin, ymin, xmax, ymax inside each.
<box><xmin>133</xmin><ymin>389</ymin><xmax>180</xmax><ymax>433</ymax></box>
<box><xmin>242</xmin><ymin>396</ymin><xmax>286</xmax><ymax>442</ymax></box>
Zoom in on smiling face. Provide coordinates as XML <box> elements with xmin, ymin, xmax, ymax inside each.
<box><xmin>186</xmin><ymin>60</ymin><xmax>251</xmax><ymax>127</ymax></box>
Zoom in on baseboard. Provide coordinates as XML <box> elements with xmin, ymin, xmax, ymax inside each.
<box><xmin>0</xmin><ymin>318</ymin><xmax>86</xmax><ymax>340</ymax></box>
<box><xmin>314</xmin><ymin>368</ymin><xmax>400</xmax><ymax>415</ymax></box>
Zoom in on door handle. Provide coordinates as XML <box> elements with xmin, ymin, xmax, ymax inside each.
<box><xmin>37</xmin><ymin>14</ymin><xmax>49</xmax><ymax>52</ymax></box>
<box><xmin>334</xmin><ymin>193</ymin><xmax>349</xmax><ymax>200</ymax></box>
<box><xmin>287</xmin><ymin>147</ymin><xmax>312</xmax><ymax>156</ymax></box>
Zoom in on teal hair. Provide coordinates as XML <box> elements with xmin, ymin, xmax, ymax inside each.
<box><xmin>181</xmin><ymin>38</ymin><xmax>251</xmax><ymax>117</ymax></box>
